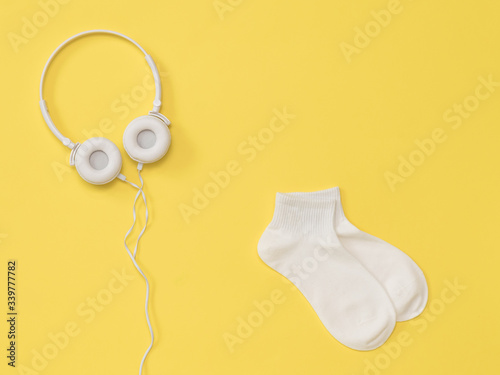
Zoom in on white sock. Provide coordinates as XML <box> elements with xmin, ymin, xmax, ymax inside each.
<box><xmin>289</xmin><ymin>188</ymin><xmax>428</xmax><ymax>321</ymax></box>
<box><xmin>258</xmin><ymin>192</ymin><xmax>396</xmax><ymax>350</ymax></box>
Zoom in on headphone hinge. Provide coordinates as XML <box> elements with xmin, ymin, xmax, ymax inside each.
<box><xmin>148</xmin><ymin>111</ymin><xmax>171</xmax><ymax>127</ymax></box>
<box><xmin>69</xmin><ymin>142</ymin><xmax>81</xmax><ymax>166</ymax></box>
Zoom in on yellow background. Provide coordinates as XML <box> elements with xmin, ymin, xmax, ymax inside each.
<box><xmin>1</xmin><ymin>0</ymin><xmax>499</xmax><ymax>374</ymax></box>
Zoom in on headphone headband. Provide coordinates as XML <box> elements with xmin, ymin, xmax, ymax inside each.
<box><xmin>39</xmin><ymin>29</ymin><xmax>163</xmax><ymax>149</ymax></box>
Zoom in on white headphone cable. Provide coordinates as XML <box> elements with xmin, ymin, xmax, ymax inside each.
<box><xmin>120</xmin><ymin>165</ymin><xmax>154</xmax><ymax>375</ymax></box>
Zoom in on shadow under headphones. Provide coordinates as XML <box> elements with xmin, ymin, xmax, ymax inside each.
<box><xmin>39</xmin><ymin>29</ymin><xmax>171</xmax><ymax>185</ymax></box>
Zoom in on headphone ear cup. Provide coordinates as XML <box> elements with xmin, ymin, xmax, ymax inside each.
<box><xmin>74</xmin><ymin>137</ymin><xmax>122</xmax><ymax>185</ymax></box>
<box><xmin>123</xmin><ymin>115</ymin><xmax>171</xmax><ymax>164</ymax></box>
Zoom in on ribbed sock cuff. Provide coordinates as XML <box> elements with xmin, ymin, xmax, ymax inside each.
<box><xmin>268</xmin><ymin>190</ymin><xmax>337</xmax><ymax>237</ymax></box>
<box><xmin>279</xmin><ymin>187</ymin><xmax>346</xmax><ymax>222</ymax></box>
<box><xmin>283</xmin><ymin>187</ymin><xmax>339</xmax><ymax>202</ymax></box>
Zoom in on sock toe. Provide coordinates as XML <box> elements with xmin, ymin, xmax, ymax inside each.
<box><xmin>391</xmin><ymin>273</ymin><xmax>429</xmax><ymax>321</ymax></box>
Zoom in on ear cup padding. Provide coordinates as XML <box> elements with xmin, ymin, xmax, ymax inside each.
<box><xmin>123</xmin><ymin>115</ymin><xmax>171</xmax><ymax>163</ymax></box>
<box><xmin>74</xmin><ymin>137</ymin><xmax>122</xmax><ymax>185</ymax></box>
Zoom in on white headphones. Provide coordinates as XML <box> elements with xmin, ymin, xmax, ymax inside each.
<box><xmin>39</xmin><ymin>30</ymin><xmax>166</xmax><ymax>374</ymax></box>
<box><xmin>39</xmin><ymin>29</ymin><xmax>171</xmax><ymax>185</ymax></box>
